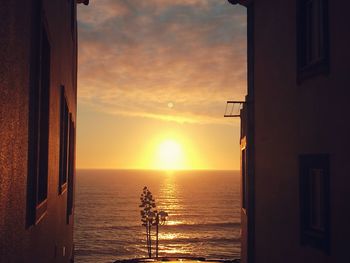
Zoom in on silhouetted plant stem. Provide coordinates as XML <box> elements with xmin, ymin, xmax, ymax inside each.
<box><xmin>146</xmin><ymin>222</ymin><xmax>150</xmax><ymax>257</ymax></box>
<box><xmin>156</xmin><ymin>215</ymin><xmax>159</xmax><ymax>258</ymax></box>
<box><xmin>149</xmin><ymin>224</ymin><xmax>152</xmax><ymax>258</ymax></box>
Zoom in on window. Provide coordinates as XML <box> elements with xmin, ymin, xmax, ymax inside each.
<box><xmin>67</xmin><ymin>114</ymin><xmax>75</xmax><ymax>223</ymax></box>
<box><xmin>297</xmin><ymin>0</ymin><xmax>329</xmax><ymax>82</ymax></box>
<box><xmin>59</xmin><ymin>88</ymin><xmax>76</xmax><ymax>223</ymax></box>
<box><xmin>242</xmin><ymin>148</ymin><xmax>248</xmax><ymax>210</ymax></box>
<box><xmin>299</xmin><ymin>154</ymin><xmax>330</xmax><ymax>252</ymax></box>
<box><xmin>27</xmin><ymin>20</ymin><xmax>51</xmax><ymax>226</ymax></box>
<box><xmin>70</xmin><ymin>0</ymin><xmax>76</xmax><ymax>38</ymax></box>
<box><xmin>59</xmin><ymin>86</ymin><xmax>69</xmax><ymax>194</ymax></box>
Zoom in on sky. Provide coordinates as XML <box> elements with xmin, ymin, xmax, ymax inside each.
<box><xmin>76</xmin><ymin>0</ymin><xmax>247</xmax><ymax>170</ymax></box>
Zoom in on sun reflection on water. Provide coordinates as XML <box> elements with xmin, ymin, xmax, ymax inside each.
<box><xmin>156</xmin><ymin>175</ymin><xmax>191</xmax><ymax>255</ymax></box>
<box><xmin>75</xmin><ymin>170</ymin><xmax>241</xmax><ymax>261</ymax></box>
<box><xmin>158</xmin><ymin>175</ymin><xmax>183</xmax><ymax>225</ymax></box>
<box><xmin>158</xmin><ymin>232</ymin><xmax>178</xmax><ymax>240</ymax></box>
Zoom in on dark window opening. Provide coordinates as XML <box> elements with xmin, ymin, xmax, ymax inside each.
<box><xmin>242</xmin><ymin>148</ymin><xmax>248</xmax><ymax>210</ymax></box>
<box><xmin>67</xmin><ymin>114</ymin><xmax>75</xmax><ymax>223</ymax></box>
<box><xmin>70</xmin><ymin>0</ymin><xmax>76</xmax><ymax>39</ymax></box>
<box><xmin>27</xmin><ymin>20</ymin><xmax>51</xmax><ymax>226</ymax></box>
<box><xmin>59</xmin><ymin>86</ymin><xmax>69</xmax><ymax>194</ymax></box>
<box><xmin>37</xmin><ymin>26</ymin><xmax>50</xmax><ymax>206</ymax></box>
<box><xmin>299</xmin><ymin>154</ymin><xmax>330</xmax><ymax>253</ymax></box>
<box><xmin>297</xmin><ymin>0</ymin><xmax>329</xmax><ymax>82</ymax></box>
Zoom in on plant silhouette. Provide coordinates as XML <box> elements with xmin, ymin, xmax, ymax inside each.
<box><xmin>139</xmin><ymin>187</ymin><xmax>168</xmax><ymax>258</ymax></box>
<box><xmin>140</xmin><ymin>187</ymin><xmax>156</xmax><ymax>258</ymax></box>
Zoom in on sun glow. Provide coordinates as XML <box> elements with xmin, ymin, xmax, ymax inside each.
<box><xmin>155</xmin><ymin>139</ymin><xmax>185</xmax><ymax>170</ymax></box>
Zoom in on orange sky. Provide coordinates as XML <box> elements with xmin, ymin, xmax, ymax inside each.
<box><xmin>76</xmin><ymin>0</ymin><xmax>246</xmax><ymax>170</ymax></box>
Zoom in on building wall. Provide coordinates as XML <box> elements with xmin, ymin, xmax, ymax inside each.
<box><xmin>253</xmin><ymin>1</ymin><xmax>350</xmax><ymax>262</ymax></box>
<box><xmin>0</xmin><ymin>1</ymin><xmax>77</xmax><ymax>262</ymax></box>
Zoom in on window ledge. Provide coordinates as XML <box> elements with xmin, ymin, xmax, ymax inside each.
<box><xmin>59</xmin><ymin>182</ymin><xmax>68</xmax><ymax>195</ymax></box>
<box><xmin>297</xmin><ymin>59</ymin><xmax>329</xmax><ymax>84</ymax></box>
<box><xmin>35</xmin><ymin>199</ymin><xmax>48</xmax><ymax>224</ymax></box>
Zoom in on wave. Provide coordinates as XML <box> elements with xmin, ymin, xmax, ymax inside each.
<box><xmin>158</xmin><ymin>236</ymin><xmax>241</xmax><ymax>244</ymax></box>
<box><xmin>75</xmin><ymin>236</ymin><xmax>241</xmax><ymax>257</ymax></box>
<box><xmin>166</xmin><ymin>222</ymin><xmax>241</xmax><ymax>229</ymax></box>
<box><xmin>106</xmin><ymin>222</ymin><xmax>240</xmax><ymax>231</ymax></box>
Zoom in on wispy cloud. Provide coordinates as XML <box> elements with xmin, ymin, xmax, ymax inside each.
<box><xmin>77</xmin><ymin>0</ymin><xmax>246</xmax><ymax>124</ymax></box>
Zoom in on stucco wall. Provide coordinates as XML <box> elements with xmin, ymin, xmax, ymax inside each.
<box><xmin>253</xmin><ymin>0</ymin><xmax>350</xmax><ymax>262</ymax></box>
<box><xmin>0</xmin><ymin>1</ymin><xmax>32</xmax><ymax>260</ymax></box>
<box><xmin>0</xmin><ymin>1</ymin><xmax>77</xmax><ymax>262</ymax></box>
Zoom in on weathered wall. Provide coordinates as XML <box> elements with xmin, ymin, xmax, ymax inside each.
<box><xmin>253</xmin><ymin>0</ymin><xmax>350</xmax><ymax>262</ymax></box>
<box><xmin>0</xmin><ymin>0</ymin><xmax>77</xmax><ymax>262</ymax></box>
<box><xmin>0</xmin><ymin>1</ymin><xmax>33</xmax><ymax>260</ymax></box>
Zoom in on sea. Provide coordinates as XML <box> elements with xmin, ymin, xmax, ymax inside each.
<box><xmin>74</xmin><ymin>170</ymin><xmax>241</xmax><ymax>263</ymax></box>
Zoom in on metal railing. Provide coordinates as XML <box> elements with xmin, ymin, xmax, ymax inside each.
<box><xmin>224</xmin><ymin>100</ymin><xmax>245</xmax><ymax>117</ymax></box>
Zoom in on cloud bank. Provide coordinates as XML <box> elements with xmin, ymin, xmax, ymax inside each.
<box><xmin>77</xmin><ymin>0</ymin><xmax>246</xmax><ymax>124</ymax></box>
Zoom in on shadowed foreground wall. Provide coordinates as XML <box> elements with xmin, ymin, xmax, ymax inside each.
<box><xmin>0</xmin><ymin>1</ymin><xmax>78</xmax><ymax>262</ymax></box>
<box><xmin>252</xmin><ymin>1</ymin><xmax>350</xmax><ymax>262</ymax></box>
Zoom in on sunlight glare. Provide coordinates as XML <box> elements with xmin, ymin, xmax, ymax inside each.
<box><xmin>156</xmin><ymin>140</ymin><xmax>184</xmax><ymax>170</ymax></box>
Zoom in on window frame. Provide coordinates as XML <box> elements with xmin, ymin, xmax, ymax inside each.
<box><xmin>70</xmin><ymin>0</ymin><xmax>76</xmax><ymax>40</ymax></box>
<box><xmin>296</xmin><ymin>0</ymin><xmax>329</xmax><ymax>83</ymax></box>
<box><xmin>241</xmin><ymin>137</ymin><xmax>248</xmax><ymax>212</ymax></box>
<box><xmin>27</xmin><ymin>8</ymin><xmax>51</xmax><ymax>227</ymax></box>
<box><xmin>59</xmin><ymin>86</ymin><xmax>69</xmax><ymax>194</ymax></box>
<box><xmin>66</xmin><ymin>114</ymin><xmax>75</xmax><ymax>224</ymax></box>
<box><xmin>299</xmin><ymin>154</ymin><xmax>330</xmax><ymax>253</ymax></box>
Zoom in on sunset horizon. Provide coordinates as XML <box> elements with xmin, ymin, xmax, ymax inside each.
<box><xmin>2</xmin><ymin>0</ymin><xmax>348</xmax><ymax>262</ymax></box>
<box><xmin>76</xmin><ymin>0</ymin><xmax>246</xmax><ymax>171</ymax></box>
<box><xmin>76</xmin><ymin>167</ymin><xmax>240</xmax><ymax>171</ymax></box>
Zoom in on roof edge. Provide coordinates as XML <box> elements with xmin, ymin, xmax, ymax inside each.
<box><xmin>227</xmin><ymin>0</ymin><xmax>253</xmax><ymax>7</ymax></box>
<box><xmin>77</xmin><ymin>0</ymin><xmax>89</xmax><ymax>5</ymax></box>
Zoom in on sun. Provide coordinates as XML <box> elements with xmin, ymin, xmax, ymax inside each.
<box><xmin>155</xmin><ymin>139</ymin><xmax>185</xmax><ymax>170</ymax></box>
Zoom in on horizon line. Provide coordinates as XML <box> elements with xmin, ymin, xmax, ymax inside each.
<box><xmin>76</xmin><ymin>168</ymin><xmax>240</xmax><ymax>172</ymax></box>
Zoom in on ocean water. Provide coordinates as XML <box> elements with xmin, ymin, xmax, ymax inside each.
<box><xmin>74</xmin><ymin>170</ymin><xmax>241</xmax><ymax>263</ymax></box>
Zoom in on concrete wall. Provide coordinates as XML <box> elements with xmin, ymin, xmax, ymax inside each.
<box><xmin>253</xmin><ymin>0</ymin><xmax>350</xmax><ymax>262</ymax></box>
<box><xmin>0</xmin><ymin>1</ymin><xmax>77</xmax><ymax>262</ymax></box>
